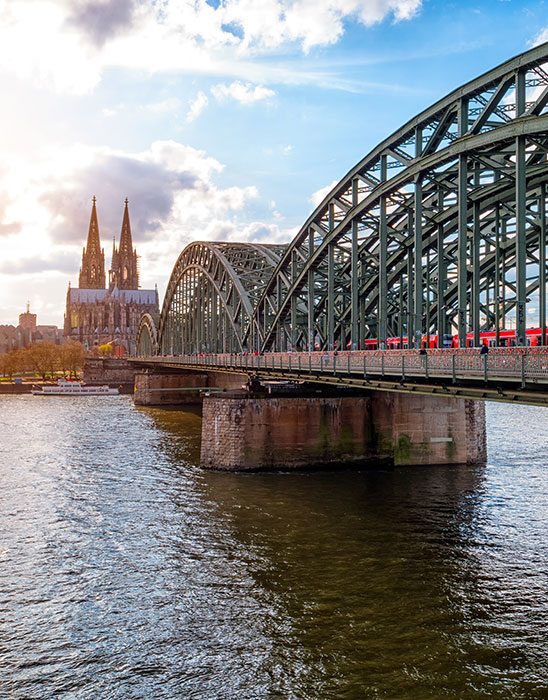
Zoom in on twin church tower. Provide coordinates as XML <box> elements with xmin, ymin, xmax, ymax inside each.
<box><xmin>78</xmin><ymin>197</ymin><xmax>139</xmax><ymax>290</ymax></box>
<box><xmin>64</xmin><ymin>197</ymin><xmax>159</xmax><ymax>354</ymax></box>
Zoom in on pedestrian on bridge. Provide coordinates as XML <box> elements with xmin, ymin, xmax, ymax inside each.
<box><xmin>419</xmin><ymin>345</ymin><xmax>427</xmax><ymax>371</ymax></box>
<box><xmin>480</xmin><ymin>341</ymin><xmax>489</xmax><ymax>374</ymax></box>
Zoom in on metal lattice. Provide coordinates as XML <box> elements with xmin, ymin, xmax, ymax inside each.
<box><xmin>142</xmin><ymin>242</ymin><xmax>286</xmax><ymax>354</ymax></box>
<box><xmin>139</xmin><ymin>43</ymin><xmax>548</xmax><ymax>356</ymax></box>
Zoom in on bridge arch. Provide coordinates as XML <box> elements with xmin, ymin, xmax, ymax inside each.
<box><xmin>247</xmin><ymin>42</ymin><xmax>548</xmax><ymax>351</ymax></box>
<box><xmin>142</xmin><ymin>43</ymin><xmax>548</xmax><ymax>356</ymax></box>
<box><xmin>155</xmin><ymin>241</ymin><xmax>287</xmax><ymax>354</ymax></box>
<box><xmin>136</xmin><ymin>312</ymin><xmax>159</xmax><ymax>356</ymax></box>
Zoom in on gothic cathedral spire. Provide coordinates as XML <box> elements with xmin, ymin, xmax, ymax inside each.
<box><xmin>78</xmin><ymin>196</ymin><xmax>106</xmax><ymax>289</ymax></box>
<box><xmin>109</xmin><ymin>198</ymin><xmax>139</xmax><ymax>290</ymax></box>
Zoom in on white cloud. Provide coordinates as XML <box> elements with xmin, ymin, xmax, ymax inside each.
<box><xmin>186</xmin><ymin>92</ymin><xmax>209</xmax><ymax>122</ymax></box>
<box><xmin>102</xmin><ymin>103</ymin><xmax>125</xmax><ymax>117</ymax></box>
<box><xmin>0</xmin><ymin>1</ymin><xmax>102</xmax><ymax>94</ymax></box>
<box><xmin>230</xmin><ymin>0</ymin><xmax>422</xmax><ymax>53</ymax></box>
<box><xmin>202</xmin><ymin>219</ymin><xmax>294</xmax><ymax>245</ymax></box>
<box><xmin>211</xmin><ymin>81</ymin><xmax>275</xmax><ymax>104</ymax></box>
<box><xmin>0</xmin><ymin>190</ymin><xmax>22</xmax><ymax>237</ymax></box>
<box><xmin>0</xmin><ymin>138</ymin><xmax>296</xmax><ymax>323</ymax></box>
<box><xmin>309</xmin><ymin>179</ymin><xmax>338</xmax><ymax>208</ymax></box>
<box><xmin>0</xmin><ymin>0</ymin><xmax>422</xmax><ymax>94</ymax></box>
<box><xmin>532</xmin><ymin>26</ymin><xmax>548</xmax><ymax>47</ymax></box>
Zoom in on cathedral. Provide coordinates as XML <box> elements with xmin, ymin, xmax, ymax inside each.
<box><xmin>64</xmin><ymin>197</ymin><xmax>159</xmax><ymax>354</ymax></box>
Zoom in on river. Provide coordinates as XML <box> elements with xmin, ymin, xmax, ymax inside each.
<box><xmin>1</xmin><ymin>395</ymin><xmax>548</xmax><ymax>699</ymax></box>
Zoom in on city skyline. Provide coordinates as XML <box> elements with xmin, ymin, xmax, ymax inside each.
<box><xmin>0</xmin><ymin>0</ymin><xmax>547</xmax><ymax>326</ymax></box>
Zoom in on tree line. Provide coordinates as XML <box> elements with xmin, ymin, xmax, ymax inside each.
<box><xmin>0</xmin><ymin>341</ymin><xmax>85</xmax><ymax>380</ymax></box>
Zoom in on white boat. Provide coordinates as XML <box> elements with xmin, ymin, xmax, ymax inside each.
<box><xmin>31</xmin><ymin>379</ymin><xmax>119</xmax><ymax>396</ymax></box>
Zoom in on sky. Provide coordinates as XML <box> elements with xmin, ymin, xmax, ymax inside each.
<box><xmin>1</xmin><ymin>0</ymin><xmax>548</xmax><ymax>326</ymax></box>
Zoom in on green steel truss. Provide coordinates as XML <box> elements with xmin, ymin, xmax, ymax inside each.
<box><xmin>136</xmin><ymin>311</ymin><xmax>159</xmax><ymax>356</ymax></box>
<box><xmin>146</xmin><ymin>241</ymin><xmax>287</xmax><ymax>354</ymax></box>
<box><xmin>138</xmin><ymin>43</ymin><xmax>548</xmax><ymax>356</ymax></box>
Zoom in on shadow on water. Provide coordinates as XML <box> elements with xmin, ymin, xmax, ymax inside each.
<box><xmin>142</xmin><ymin>402</ymin><xmax>548</xmax><ymax>700</ymax></box>
<box><xmin>3</xmin><ymin>398</ymin><xmax>548</xmax><ymax>700</ymax></box>
<box><xmin>135</xmin><ymin>404</ymin><xmax>203</xmax><ymax>467</ymax></box>
<box><xmin>198</xmin><ymin>467</ymin><xmax>492</xmax><ymax>700</ymax></box>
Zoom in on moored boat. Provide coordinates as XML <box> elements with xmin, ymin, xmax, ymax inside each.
<box><xmin>31</xmin><ymin>379</ymin><xmax>119</xmax><ymax>396</ymax></box>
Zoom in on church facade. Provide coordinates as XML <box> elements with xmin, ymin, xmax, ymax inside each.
<box><xmin>64</xmin><ymin>198</ymin><xmax>159</xmax><ymax>355</ymax></box>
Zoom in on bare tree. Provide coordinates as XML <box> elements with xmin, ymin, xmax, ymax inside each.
<box><xmin>25</xmin><ymin>342</ymin><xmax>58</xmax><ymax>381</ymax></box>
<box><xmin>0</xmin><ymin>350</ymin><xmax>21</xmax><ymax>379</ymax></box>
<box><xmin>64</xmin><ymin>342</ymin><xmax>85</xmax><ymax>379</ymax></box>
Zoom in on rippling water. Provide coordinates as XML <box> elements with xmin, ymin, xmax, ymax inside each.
<box><xmin>1</xmin><ymin>395</ymin><xmax>548</xmax><ymax>699</ymax></box>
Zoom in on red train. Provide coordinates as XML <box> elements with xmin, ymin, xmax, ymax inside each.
<box><xmin>357</xmin><ymin>327</ymin><xmax>548</xmax><ymax>350</ymax></box>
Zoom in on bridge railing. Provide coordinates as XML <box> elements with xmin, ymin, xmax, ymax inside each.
<box><xmin>141</xmin><ymin>348</ymin><xmax>548</xmax><ymax>384</ymax></box>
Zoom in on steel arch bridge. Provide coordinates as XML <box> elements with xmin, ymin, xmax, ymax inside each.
<box><xmin>138</xmin><ymin>241</ymin><xmax>288</xmax><ymax>354</ymax></box>
<box><xmin>138</xmin><ymin>43</ymin><xmax>548</xmax><ymax>357</ymax></box>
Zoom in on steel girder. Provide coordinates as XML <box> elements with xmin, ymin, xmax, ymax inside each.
<box><xmin>138</xmin><ymin>43</ymin><xmax>548</xmax><ymax>357</ymax></box>
<box><xmin>143</xmin><ymin>241</ymin><xmax>287</xmax><ymax>355</ymax></box>
<box><xmin>136</xmin><ymin>312</ymin><xmax>159</xmax><ymax>356</ymax></box>
<box><xmin>248</xmin><ymin>42</ymin><xmax>548</xmax><ymax>352</ymax></box>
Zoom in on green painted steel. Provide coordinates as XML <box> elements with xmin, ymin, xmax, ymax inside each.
<box><xmin>139</xmin><ymin>242</ymin><xmax>286</xmax><ymax>355</ymax></box>
<box><xmin>138</xmin><ymin>43</ymin><xmax>548</xmax><ymax>357</ymax></box>
<box><xmin>136</xmin><ymin>312</ymin><xmax>159</xmax><ymax>356</ymax></box>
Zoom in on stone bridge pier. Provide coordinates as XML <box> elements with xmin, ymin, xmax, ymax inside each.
<box><xmin>200</xmin><ymin>391</ymin><xmax>486</xmax><ymax>471</ymax></box>
<box><xmin>133</xmin><ymin>368</ymin><xmax>246</xmax><ymax>406</ymax></box>
<box><xmin>132</xmin><ymin>368</ymin><xmax>486</xmax><ymax>470</ymax></box>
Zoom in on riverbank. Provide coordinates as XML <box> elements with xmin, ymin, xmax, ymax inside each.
<box><xmin>0</xmin><ymin>381</ymin><xmax>134</xmax><ymax>394</ymax></box>
<box><xmin>0</xmin><ymin>382</ymin><xmax>31</xmax><ymax>394</ymax></box>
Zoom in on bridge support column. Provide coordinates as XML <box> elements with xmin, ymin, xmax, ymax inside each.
<box><xmin>134</xmin><ymin>370</ymin><xmax>209</xmax><ymax>406</ymax></box>
<box><xmin>369</xmin><ymin>392</ymin><xmax>486</xmax><ymax>467</ymax></box>
<box><xmin>200</xmin><ymin>393</ymin><xmax>486</xmax><ymax>471</ymax></box>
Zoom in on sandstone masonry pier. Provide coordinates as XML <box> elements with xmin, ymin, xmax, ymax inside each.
<box><xmin>200</xmin><ymin>392</ymin><xmax>486</xmax><ymax>471</ymax></box>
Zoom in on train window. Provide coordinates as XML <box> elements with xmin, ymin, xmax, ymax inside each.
<box><xmin>527</xmin><ymin>337</ymin><xmax>532</xmax><ymax>346</ymax></box>
<box><xmin>488</xmin><ymin>339</ymin><xmax>496</xmax><ymax>347</ymax></box>
<box><xmin>403</xmin><ymin>343</ymin><xmax>408</xmax><ymax>349</ymax></box>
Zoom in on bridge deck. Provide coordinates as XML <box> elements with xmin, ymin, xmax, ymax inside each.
<box><xmin>131</xmin><ymin>348</ymin><xmax>548</xmax><ymax>407</ymax></box>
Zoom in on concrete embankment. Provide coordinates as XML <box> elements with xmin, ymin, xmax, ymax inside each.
<box><xmin>0</xmin><ymin>383</ymin><xmax>33</xmax><ymax>394</ymax></box>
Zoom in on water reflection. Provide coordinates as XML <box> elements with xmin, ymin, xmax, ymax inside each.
<box><xmin>195</xmin><ymin>464</ymin><xmax>489</xmax><ymax>699</ymax></box>
<box><xmin>2</xmin><ymin>397</ymin><xmax>548</xmax><ymax>699</ymax></box>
